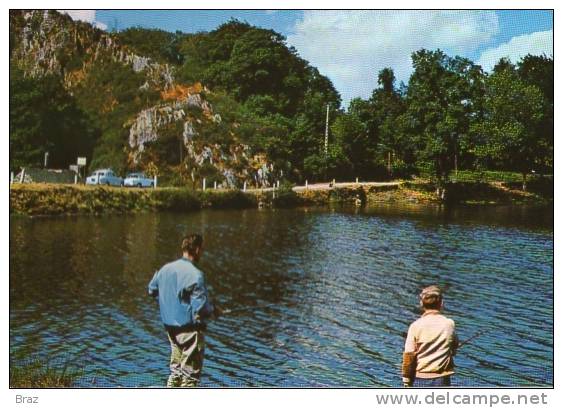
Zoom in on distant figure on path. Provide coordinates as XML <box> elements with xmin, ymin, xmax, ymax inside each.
<box><xmin>148</xmin><ymin>234</ymin><xmax>221</xmax><ymax>387</ymax></box>
<box><xmin>402</xmin><ymin>285</ymin><xmax>458</xmax><ymax>387</ymax></box>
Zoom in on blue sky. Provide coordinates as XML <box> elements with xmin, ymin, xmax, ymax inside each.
<box><xmin>64</xmin><ymin>10</ymin><xmax>553</xmax><ymax>106</ymax></box>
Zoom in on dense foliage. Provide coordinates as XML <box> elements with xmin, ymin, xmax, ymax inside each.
<box><xmin>9</xmin><ymin>13</ymin><xmax>553</xmax><ymax>190</ymax></box>
<box><xmin>326</xmin><ymin>50</ymin><xmax>553</xmax><ymax>189</ymax></box>
<box><xmin>176</xmin><ymin>20</ymin><xmax>342</xmax><ymax>181</ymax></box>
<box><xmin>9</xmin><ymin>64</ymin><xmax>100</xmax><ymax>170</ymax></box>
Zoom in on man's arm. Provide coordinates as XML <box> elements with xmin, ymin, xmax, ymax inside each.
<box><xmin>148</xmin><ymin>270</ymin><xmax>160</xmax><ymax>298</ymax></box>
<box><xmin>402</xmin><ymin>325</ymin><xmax>417</xmax><ymax>387</ymax></box>
<box><xmin>451</xmin><ymin>322</ymin><xmax>459</xmax><ymax>356</ymax></box>
<box><xmin>190</xmin><ymin>274</ymin><xmax>214</xmax><ymax>323</ymax></box>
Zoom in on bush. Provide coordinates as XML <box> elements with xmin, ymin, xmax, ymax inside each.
<box><xmin>329</xmin><ymin>186</ymin><xmax>366</xmax><ymax>203</ymax></box>
<box><xmin>152</xmin><ymin>188</ymin><xmax>201</xmax><ymax>211</ymax></box>
<box><xmin>199</xmin><ymin>190</ymin><xmax>257</xmax><ymax>209</ymax></box>
<box><xmin>272</xmin><ymin>188</ymin><xmax>301</xmax><ymax>208</ymax></box>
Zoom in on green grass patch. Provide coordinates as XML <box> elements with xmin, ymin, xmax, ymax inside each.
<box><xmin>449</xmin><ymin>170</ymin><xmax>549</xmax><ymax>183</ymax></box>
<box><xmin>10</xmin><ymin>358</ymin><xmax>83</xmax><ymax>388</ymax></box>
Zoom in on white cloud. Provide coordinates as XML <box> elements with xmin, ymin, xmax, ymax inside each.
<box><xmin>477</xmin><ymin>30</ymin><xmax>553</xmax><ymax>71</ymax></box>
<box><xmin>287</xmin><ymin>10</ymin><xmax>499</xmax><ymax>106</ymax></box>
<box><xmin>58</xmin><ymin>10</ymin><xmax>107</xmax><ymax>30</ymax></box>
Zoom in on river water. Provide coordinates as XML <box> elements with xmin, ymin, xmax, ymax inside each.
<box><xmin>9</xmin><ymin>204</ymin><xmax>553</xmax><ymax>387</ymax></box>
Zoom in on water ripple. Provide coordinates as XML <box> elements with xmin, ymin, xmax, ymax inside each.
<box><xmin>10</xmin><ymin>206</ymin><xmax>553</xmax><ymax>387</ymax></box>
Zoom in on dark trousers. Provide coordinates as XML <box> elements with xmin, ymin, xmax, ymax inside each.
<box><xmin>414</xmin><ymin>375</ymin><xmax>452</xmax><ymax>387</ymax></box>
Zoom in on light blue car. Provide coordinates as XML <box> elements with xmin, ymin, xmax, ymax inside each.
<box><xmin>124</xmin><ymin>172</ymin><xmax>154</xmax><ymax>188</ymax></box>
<box><xmin>86</xmin><ymin>169</ymin><xmax>123</xmax><ymax>186</ymax></box>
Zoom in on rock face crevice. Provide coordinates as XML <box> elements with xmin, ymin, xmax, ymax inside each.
<box><xmin>10</xmin><ymin>10</ymin><xmax>281</xmax><ymax>189</ymax></box>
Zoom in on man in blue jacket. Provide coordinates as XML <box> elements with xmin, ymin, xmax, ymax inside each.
<box><xmin>148</xmin><ymin>233</ymin><xmax>219</xmax><ymax>387</ymax></box>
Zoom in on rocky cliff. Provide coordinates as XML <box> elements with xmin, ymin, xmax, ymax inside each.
<box><xmin>10</xmin><ymin>10</ymin><xmax>174</xmax><ymax>90</ymax></box>
<box><xmin>10</xmin><ymin>10</ymin><xmax>279</xmax><ymax>188</ymax></box>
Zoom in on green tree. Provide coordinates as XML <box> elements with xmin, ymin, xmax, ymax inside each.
<box><xmin>9</xmin><ymin>66</ymin><xmax>99</xmax><ymax>170</ymax></box>
<box><xmin>405</xmin><ymin>50</ymin><xmax>485</xmax><ymax>195</ymax></box>
<box><xmin>331</xmin><ymin>109</ymin><xmax>370</xmax><ymax>179</ymax></box>
<box><xmin>117</xmin><ymin>27</ymin><xmax>186</xmax><ymax>65</ymax></box>
<box><xmin>369</xmin><ymin>68</ymin><xmax>407</xmax><ymax>176</ymax></box>
<box><xmin>517</xmin><ymin>54</ymin><xmax>553</xmax><ymax>173</ymax></box>
<box><xmin>472</xmin><ymin>68</ymin><xmax>544</xmax><ymax>190</ymax></box>
<box><xmin>303</xmin><ymin>144</ymin><xmax>351</xmax><ymax>182</ymax></box>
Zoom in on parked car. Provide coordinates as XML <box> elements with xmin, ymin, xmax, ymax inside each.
<box><xmin>86</xmin><ymin>169</ymin><xmax>123</xmax><ymax>186</ymax></box>
<box><xmin>124</xmin><ymin>172</ymin><xmax>154</xmax><ymax>188</ymax></box>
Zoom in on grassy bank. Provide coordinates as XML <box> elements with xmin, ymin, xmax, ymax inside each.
<box><xmin>9</xmin><ymin>184</ymin><xmax>260</xmax><ymax>216</ymax></box>
<box><xmin>10</xmin><ymin>359</ymin><xmax>82</xmax><ymax>388</ymax></box>
<box><xmin>10</xmin><ymin>177</ymin><xmax>552</xmax><ymax>217</ymax></box>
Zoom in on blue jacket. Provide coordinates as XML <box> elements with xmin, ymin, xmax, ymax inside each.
<box><xmin>148</xmin><ymin>257</ymin><xmax>214</xmax><ymax>328</ymax></box>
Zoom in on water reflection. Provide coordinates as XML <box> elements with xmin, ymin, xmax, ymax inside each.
<box><xmin>10</xmin><ymin>205</ymin><xmax>553</xmax><ymax>387</ymax></box>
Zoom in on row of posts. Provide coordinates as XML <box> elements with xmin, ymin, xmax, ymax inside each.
<box><xmin>10</xmin><ymin>171</ymin><xmax>358</xmax><ymax>190</ymax></box>
<box><xmin>10</xmin><ymin>169</ymin><xmax>26</xmax><ymax>184</ymax></box>
<box><xmin>10</xmin><ymin>169</ymin><xmax>159</xmax><ymax>189</ymax></box>
<box><xmin>201</xmin><ymin>178</ymin><xmax>281</xmax><ymax>192</ymax></box>
<box><xmin>198</xmin><ymin>177</ymin><xmax>360</xmax><ymax>192</ymax></box>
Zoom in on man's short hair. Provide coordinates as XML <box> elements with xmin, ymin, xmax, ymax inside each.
<box><xmin>420</xmin><ymin>285</ymin><xmax>443</xmax><ymax>310</ymax></box>
<box><xmin>181</xmin><ymin>234</ymin><xmax>203</xmax><ymax>255</ymax></box>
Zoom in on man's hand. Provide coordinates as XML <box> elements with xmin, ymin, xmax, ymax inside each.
<box><xmin>213</xmin><ymin>305</ymin><xmax>231</xmax><ymax>318</ymax></box>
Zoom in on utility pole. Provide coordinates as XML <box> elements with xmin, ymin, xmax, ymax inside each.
<box><xmin>324</xmin><ymin>104</ymin><xmax>330</xmax><ymax>157</ymax></box>
<box><xmin>453</xmin><ymin>132</ymin><xmax>458</xmax><ymax>177</ymax></box>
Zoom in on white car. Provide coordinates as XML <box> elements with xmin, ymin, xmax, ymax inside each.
<box><xmin>124</xmin><ymin>172</ymin><xmax>154</xmax><ymax>188</ymax></box>
<box><xmin>86</xmin><ymin>169</ymin><xmax>123</xmax><ymax>186</ymax></box>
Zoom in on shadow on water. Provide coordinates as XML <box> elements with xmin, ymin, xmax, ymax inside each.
<box><xmin>10</xmin><ymin>204</ymin><xmax>553</xmax><ymax>387</ymax></box>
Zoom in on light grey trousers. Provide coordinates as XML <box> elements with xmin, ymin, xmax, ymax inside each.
<box><xmin>166</xmin><ymin>330</ymin><xmax>205</xmax><ymax>387</ymax></box>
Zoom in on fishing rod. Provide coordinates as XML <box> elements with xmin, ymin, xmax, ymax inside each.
<box><xmin>221</xmin><ymin>301</ymin><xmax>297</xmax><ymax>315</ymax></box>
<box><xmin>458</xmin><ymin>330</ymin><xmax>485</xmax><ymax>349</ymax></box>
<box><xmin>400</xmin><ymin>329</ymin><xmax>485</xmax><ymax>349</ymax></box>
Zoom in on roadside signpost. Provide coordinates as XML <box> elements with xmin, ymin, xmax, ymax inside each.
<box><xmin>77</xmin><ymin>157</ymin><xmax>87</xmax><ymax>182</ymax></box>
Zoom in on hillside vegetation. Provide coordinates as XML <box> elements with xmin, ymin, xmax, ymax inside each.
<box><xmin>10</xmin><ymin>10</ymin><xmax>553</xmax><ymax>194</ymax></box>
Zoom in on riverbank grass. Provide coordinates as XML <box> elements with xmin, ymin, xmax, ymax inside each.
<box><xmin>10</xmin><ymin>359</ymin><xmax>82</xmax><ymax>388</ymax></box>
<box><xmin>9</xmin><ymin>173</ymin><xmax>553</xmax><ymax>217</ymax></box>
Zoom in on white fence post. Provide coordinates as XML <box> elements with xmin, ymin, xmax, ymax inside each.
<box><xmin>356</xmin><ymin>177</ymin><xmax>359</xmax><ymax>184</ymax></box>
<box><xmin>74</xmin><ymin>173</ymin><xmax>78</xmax><ymax>184</ymax></box>
<box><xmin>305</xmin><ymin>180</ymin><xmax>308</xmax><ymax>190</ymax></box>
<box><xmin>277</xmin><ymin>180</ymin><xmax>280</xmax><ymax>188</ymax></box>
<box><xmin>10</xmin><ymin>172</ymin><xmax>14</xmax><ymax>184</ymax></box>
<box><xmin>154</xmin><ymin>175</ymin><xmax>158</xmax><ymax>189</ymax></box>
<box><xmin>19</xmin><ymin>168</ymin><xmax>25</xmax><ymax>183</ymax></box>
<box><xmin>214</xmin><ymin>181</ymin><xmax>217</xmax><ymax>189</ymax></box>
<box><xmin>243</xmin><ymin>181</ymin><xmax>247</xmax><ymax>192</ymax></box>
<box><xmin>203</xmin><ymin>178</ymin><xmax>206</xmax><ymax>191</ymax></box>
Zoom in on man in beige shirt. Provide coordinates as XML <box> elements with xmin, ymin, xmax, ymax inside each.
<box><xmin>402</xmin><ymin>285</ymin><xmax>458</xmax><ymax>387</ymax></box>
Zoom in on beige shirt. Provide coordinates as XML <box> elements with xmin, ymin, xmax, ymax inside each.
<box><xmin>404</xmin><ymin>310</ymin><xmax>458</xmax><ymax>378</ymax></box>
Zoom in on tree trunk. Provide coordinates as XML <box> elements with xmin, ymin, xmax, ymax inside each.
<box><xmin>522</xmin><ymin>172</ymin><xmax>527</xmax><ymax>192</ymax></box>
<box><xmin>435</xmin><ymin>173</ymin><xmax>447</xmax><ymax>202</ymax></box>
